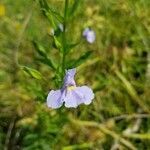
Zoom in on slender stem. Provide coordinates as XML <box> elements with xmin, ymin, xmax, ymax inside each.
<box><xmin>4</xmin><ymin>117</ymin><xmax>16</xmax><ymax>150</ymax></box>
<box><xmin>70</xmin><ymin>119</ymin><xmax>137</xmax><ymax>150</ymax></box>
<box><xmin>15</xmin><ymin>11</ymin><xmax>32</xmax><ymax>68</ymax></box>
<box><xmin>61</xmin><ymin>0</ymin><xmax>69</xmax><ymax>78</ymax></box>
<box><xmin>61</xmin><ymin>51</ymin><xmax>65</xmax><ymax>79</ymax></box>
<box><xmin>115</xmin><ymin>70</ymin><xmax>150</xmax><ymax>113</ymax></box>
<box><xmin>64</xmin><ymin>0</ymin><xmax>69</xmax><ymax>22</ymax></box>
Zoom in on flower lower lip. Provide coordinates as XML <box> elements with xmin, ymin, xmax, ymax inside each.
<box><xmin>67</xmin><ymin>86</ymin><xmax>76</xmax><ymax>91</ymax></box>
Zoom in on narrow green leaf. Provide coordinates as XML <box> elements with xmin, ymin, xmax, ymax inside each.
<box><xmin>33</xmin><ymin>41</ymin><xmax>57</xmax><ymax>70</ymax></box>
<box><xmin>69</xmin><ymin>0</ymin><xmax>82</xmax><ymax>17</ymax></box>
<box><xmin>39</xmin><ymin>0</ymin><xmax>63</xmax><ymax>27</ymax></box>
<box><xmin>32</xmin><ymin>41</ymin><xmax>47</xmax><ymax>57</ymax></box>
<box><xmin>39</xmin><ymin>0</ymin><xmax>54</xmax><ymax>26</ymax></box>
<box><xmin>65</xmin><ymin>42</ymin><xmax>80</xmax><ymax>54</ymax></box>
<box><xmin>54</xmin><ymin>36</ymin><xmax>62</xmax><ymax>50</ymax></box>
<box><xmin>37</xmin><ymin>57</ymin><xmax>56</xmax><ymax>70</ymax></box>
<box><xmin>22</xmin><ymin>66</ymin><xmax>42</xmax><ymax>80</ymax></box>
<box><xmin>66</xmin><ymin>51</ymin><xmax>92</xmax><ymax>69</ymax></box>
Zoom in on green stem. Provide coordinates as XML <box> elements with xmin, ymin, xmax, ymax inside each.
<box><xmin>61</xmin><ymin>0</ymin><xmax>69</xmax><ymax>78</ymax></box>
<box><xmin>62</xmin><ymin>53</ymin><xmax>66</xmax><ymax>73</ymax></box>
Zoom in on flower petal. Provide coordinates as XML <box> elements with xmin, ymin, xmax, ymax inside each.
<box><xmin>64</xmin><ymin>68</ymin><xmax>76</xmax><ymax>87</ymax></box>
<box><xmin>74</xmin><ymin>86</ymin><xmax>94</xmax><ymax>105</ymax></box>
<box><xmin>46</xmin><ymin>90</ymin><xmax>64</xmax><ymax>109</ymax></box>
<box><xmin>65</xmin><ymin>68</ymin><xmax>76</xmax><ymax>78</ymax></box>
<box><xmin>64</xmin><ymin>91</ymin><xmax>77</xmax><ymax>108</ymax></box>
<box><xmin>83</xmin><ymin>27</ymin><xmax>90</xmax><ymax>37</ymax></box>
<box><xmin>86</xmin><ymin>30</ymin><xmax>96</xmax><ymax>43</ymax></box>
<box><xmin>64</xmin><ymin>86</ymin><xmax>94</xmax><ymax>108</ymax></box>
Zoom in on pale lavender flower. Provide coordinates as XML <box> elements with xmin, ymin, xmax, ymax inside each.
<box><xmin>83</xmin><ymin>27</ymin><xmax>96</xmax><ymax>43</ymax></box>
<box><xmin>47</xmin><ymin>68</ymin><xmax>94</xmax><ymax>109</ymax></box>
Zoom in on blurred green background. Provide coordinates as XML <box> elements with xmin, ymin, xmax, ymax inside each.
<box><xmin>0</xmin><ymin>0</ymin><xmax>150</xmax><ymax>149</ymax></box>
